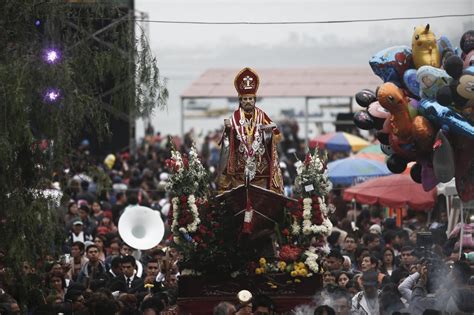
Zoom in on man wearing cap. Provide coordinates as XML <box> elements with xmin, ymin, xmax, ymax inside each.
<box><xmin>65</xmin><ymin>219</ymin><xmax>93</xmax><ymax>251</ymax></box>
<box><xmin>351</xmin><ymin>271</ymin><xmax>381</xmax><ymax>315</ymax></box>
<box><xmin>217</xmin><ymin>67</ymin><xmax>283</xmax><ymax>194</ymax></box>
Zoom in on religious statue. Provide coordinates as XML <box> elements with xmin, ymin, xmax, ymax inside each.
<box><xmin>217</xmin><ymin>67</ymin><xmax>283</xmax><ymax>194</ymax></box>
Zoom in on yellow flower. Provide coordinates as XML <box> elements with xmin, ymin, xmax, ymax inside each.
<box><xmin>255</xmin><ymin>268</ymin><xmax>262</xmax><ymax>275</ymax></box>
<box><xmin>286</xmin><ymin>280</ymin><xmax>293</xmax><ymax>284</ymax></box>
<box><xmin>259</xmin><ymin>257</ymin><xmax>267</xmax><ymax>266</ymax></box>
<box><xmin>290</xmin><ymin>270</ymin><xmax>298</xmax><ymax>277</ymax></box>
<box><xmin>297</xmin><ymin>262</ymin><xmax>306</xmax><ymax>269</ymax></box>
<box><xmin>270</xmin><ymin>285</ymin><xmax>277</xmax><ymax>289</ymax></box>
<box><xmin>298</xmin><ymin>269</ymin><xmax>308</xmax><ymax>277</ymax></box>
<box><xmin>144</xmin><ymin>283</ymin><xmax>155</xmax><ymax>289</ymax></box>
<box><xmin>295</xmin><ymin>278</ymin><xmax>301</xmax><ymax>283</ymax></box>
<box><xmin>277</xmin><ymin>261</ymin><xmax>287</xmax><ymax>271</ymax></box>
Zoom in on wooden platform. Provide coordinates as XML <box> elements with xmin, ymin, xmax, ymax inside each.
<box><xmin>177</xmin><ymin>273</ymin><xmax>322</xmax><ymax>314</ymax></box>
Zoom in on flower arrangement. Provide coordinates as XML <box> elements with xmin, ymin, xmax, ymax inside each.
<box><xmin>166</xmin><ymin>144</ymin><xmax>210</xmax><ymax>247</ymax></box>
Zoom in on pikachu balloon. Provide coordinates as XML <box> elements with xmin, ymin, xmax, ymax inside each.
<box><xmin>412</xmin><ymin>24</ymin><xmax>440</xmax><ymax>69</ymax></box>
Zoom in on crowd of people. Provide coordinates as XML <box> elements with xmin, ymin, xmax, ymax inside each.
<box><xmin>0</xmin><ymin>122</ymin><xmax>473</xmax><ymax>315</ymax></box>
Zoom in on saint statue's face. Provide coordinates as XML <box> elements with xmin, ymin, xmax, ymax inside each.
<box><xmin>239</xmin><ymin>96</ymin><xmax>256</xmax><ymax>113</ymax></box>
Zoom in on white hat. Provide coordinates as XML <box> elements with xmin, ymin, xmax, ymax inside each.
<box><xmin>369</xmin><ymin>224</ymin><xmax>382</xmax><ymax>235</ymax></box>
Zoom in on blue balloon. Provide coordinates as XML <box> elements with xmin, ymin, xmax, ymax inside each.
<box><xmin>419</xmin><ymin>99</ymin><xmax>474</xmax><ymax>138</ymax></box>
<box><xmin>369</xmin><ymin>46</ymin><xmax>414</xmax><ymax>87</ymax></box>
<box><xmin>403</xmin><ymin>69</ymin><xmax>420</xmax><ymax>98</ymax></box>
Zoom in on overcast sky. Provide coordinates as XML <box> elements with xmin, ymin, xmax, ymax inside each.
<box><xmin>134</xmin><ymin>0</ymin><xmax>473</xmax><ymax>136</ymax></box>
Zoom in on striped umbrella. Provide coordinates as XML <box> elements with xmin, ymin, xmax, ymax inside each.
<box><xmin>309</xmin><ymin>132</ymin><xmax>370</xmax><ymax>152</ymax></box>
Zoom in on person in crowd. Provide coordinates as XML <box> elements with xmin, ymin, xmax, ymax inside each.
<box><xmin>64</xmin><ymin>201</ymin><xmax>79</xmax><ymax>227</ymax></box>
<box><xmin>380</xmin><ymin>247</ymin><xmax>396</xmax><ymax>276</ymax></box>
<box><xmin>77</xmin><ymin>244</ymin><xmax>108</xmax><ymax>291</ymax></box>
<box><xmin>336</xmin><ymin>271</ymin><xmax>352</xmax><ymax>289</ymax></box>
<box><xmin>105</xmin><ymin>256</ymin><xmax>123</xmax><ymax>284</ymax></box>
<box><xmin>314</xmin><ymin>305</ymin><xmax>336</xmax><ymax>315</ymax></box>
<box><xmin>65</xmin><ymin>219</ymin><xmax>93</xmax><ymax>251</ymax></box>
<box><xmin>351</xmin><ymin>271</ymin><xmax>381</xmax><ymax>315</ymax></box>
<box><xmin>93</xmin><ymin>235</ymin><xmax>107</xmax><ymax>262</ymax></box>
<box><xmin>112</xmin><ymin>192</ymin><xmax>127</xmax><ymax>225</ymax></box>
<box><xmin>67</xmin><ymin>241</ymin><xmax>89</xmax><ymax>282</ymax></box>
<box><xmin>78</xmin><ymin>204</ymin><xmax>97</xmax><ymax>236</ymax></box>
<box><xmin>328</xmin><ymin>288</ymin><xmax>351</xmax><ymax>315</ymax></box>
<box><xmin>213</xmin><ymin>301</ymin><xmax>237</xmax><ymax>315</ymax></box>
<box><xmin>251</xmin><ymin>294</ymin><xmax>276</xmax><ymax>315</ymax></box>
<box><xmin>108</xmin><ymin>255</ymin><xmax>144</xmax><ymax>294</ymax></box>
<box><xmin>391</xmin><ymin>246</ymin><xmax>417</xmax><ymax>285</ymax></box>
<box><xmin>91</xmin><ymin>200</ymin><xmax>105</xmax><ymax>224</ymax></box>
<box><xmin>341</xmin><ymin>234</ymin><xmax>358</xmax><ymax>263</ymax></box>
<box><xmin>45</xmin><ymin>273</ymin><xmax>67</xmax><ymax>301</ymax></box>
<box><xmin>325</xmin><ymin>250</ymin><xmax>344</xmax><ymax>272</ymax></box>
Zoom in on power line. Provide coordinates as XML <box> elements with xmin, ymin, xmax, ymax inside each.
<box><xmin>133</xmin><ymin>13</ymin><xmax>474</xmax><ymax>25</ymax></box>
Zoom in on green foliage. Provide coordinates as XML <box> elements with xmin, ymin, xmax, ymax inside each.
<box><xmin>0</xmin><ymin>0</ymin><xmax>167</xmax><ymax>305</ymax></box>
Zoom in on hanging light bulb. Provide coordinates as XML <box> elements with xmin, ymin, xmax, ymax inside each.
<box><xmin>44</xmin><ymin>88</ymin><xmax>61</xmax><ymax>103</ymax></box>
<box><xmin>43</xmin><ymin>48</ymin><xmax>61</xmax><ymax>64</ymax></box>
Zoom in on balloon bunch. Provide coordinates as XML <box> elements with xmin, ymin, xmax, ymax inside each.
<box><xmin>354</xmin><ymin>25</ymin><xmax>474</xmax><ymax>201</ymax></box>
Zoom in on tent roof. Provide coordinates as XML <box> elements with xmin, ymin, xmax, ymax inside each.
<box><xmin>181</xmin><ymin>67</ymin><xmax>381</xmax><ymax>98</ymax></box>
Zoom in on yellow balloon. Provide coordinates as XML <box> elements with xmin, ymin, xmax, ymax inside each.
<box><xmin>104</xmin><ymin>154</ymin><xmax>116</xmax><ymax>169</ymax></box>
<box><xmin>412</xmin><ymin>24</ymin><xmax>440</xmax><ymax>69</ymax></box>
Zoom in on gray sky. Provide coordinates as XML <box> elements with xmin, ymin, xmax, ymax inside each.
<box><xmin>134</xmin><ymin>0</ymin><xmax>473</xmax><ymax>137</ymax></box>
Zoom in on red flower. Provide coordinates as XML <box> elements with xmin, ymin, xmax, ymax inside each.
<box><xmin>180</xmin><ymin>195</ymin><xmax>187</xmax><ymax>204</ymax></box>
<box><xmin>279</xmin><ymin>245</ymin><xmax>302</xmax><ymax>262</ymax></box>
<box><xmin>207</xmin><ymin>231</ymin><xmax>215</xmax><ymax>238</ymax></box>
<box><xmin>193</xmin><ymin>235</ymin><xmax>202</xmax><ymax>243</ymax></box>
<box><xmin>282</xmin><ymin>228</ymin><xmax>289</xmax><ymax>236</ymax></box>
<box><xmin>178</xmin><ymin>218</ymin><xmax>186</xmax><ymax>225</ymax></box>
<box><xmin>286</xmin><ymin>201</ymin><xmax>294</xmax><ymax>208</ymax></box>
<box><xmin>293</xmin><ymin>211</ymin><xmax>303</xmax><ymax>219</ymax></box>
<box><xmin>312</xmin><ymin>203</ymin><xmax>320</xmax><ymax>211</ymax></box>
<box><xmin>313</xmin><ymin>211</ymin><xmax>324</xmax><ymax>225</ymax></box>
<box><xmin>199</xmin><ymin>225</ymin><xmax>207</xmax><ymax>234</ymax></box>
<box><xmin>183</xmin><ymin>157</ymin><xmax>189</xmax><ymax>169</ymax></box>
<box><xmin>304</xmin><ymin>153</ymin><xmax>311</xmax><ymax>166</ymax></box>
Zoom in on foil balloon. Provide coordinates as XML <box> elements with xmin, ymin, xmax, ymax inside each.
<box><xmin>355</xmin><ymin>89</ymin><xmax>377</xmax><ymax>108</ymax></box>
<box><xmin>410</xmin><ymin>162</ymin><xmax>422</xmax><ymax>183</ymax></box>
<box><xmin>380</xmin><ymin>143</ymin><xmax>394</xmax><ymax>156</ymax></box>
<box><xmin>454</xmin><ymin>135</ymin><xmax>474</xmax><ymax>201</ymax></box>
<box><xmin>432</xmin><ymin>130</ymin><xmax>455</xmax><ymax>183</ymax></box>
<box><xmin>419</xmin><ymin>99</ymin><xmax>474</xmax><ymax>138</ymax></box>
<box><xmin>420</xmin><ymin>161</ymin><xmax>439</xmax><ymax>191</ymax></box>
<box><xmin>437</xmin><ymin>35</ymin><xmax>455</xmax><ymax>64</ymax></box>
<box><xmin>104</xmin><ymin>154</ymin><xmax>116</xmax><ymax>169</ymax></box>
<box><xmin>386</xmin><ymin>154</ymin><xmax>408</xmax><ymax>174</ymax></box>
<box><xmin>369</xmin><ymin>46</ymin><xmax>413</xmax><ymax>87</ymax></box>
<box><xmin>412</xmin><ymin>24</ymin><xmax>441</xmax><ymax>68</ymax></box>
<box><xmin>402</xmin><ymin>69</ymin><xmax>420</xmax><ymax>98</ymax></box>
<box><xmin>367</xmin><ymin>101</ymin><xmax>390</xmax><ymax>130</ymax></box>
<box><xmin>378</xmin><ymin>82</ymin><xmax>412</xmax><ymax>140</ymax></box>
<box><xmin>416</xmin><ymin>66</ymin><xmax>451</xmax><ymax>100</ymax></box>
<box><xmin>353</xmin><ymin>110</ymin><xmax>374</xmax><ymax>130</ymax></box>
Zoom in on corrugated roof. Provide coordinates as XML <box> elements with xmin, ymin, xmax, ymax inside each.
<box><xmin>181</xmin><ymin>68</ymin><xmax>381</xmax><ymax>98</ymax></box>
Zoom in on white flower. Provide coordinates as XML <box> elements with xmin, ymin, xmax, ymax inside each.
<box><xmin>173</xmin><ymin>236</ymin><xmax>181</xmax><ymax>244</ymax></box>
<box><xmin>302</xmin><ymin>226</ymin><xmax>312</xmax><ymax>235</ymax></box>
<box><xmin>291</xmin><ymin>222</ymin><xmax>301</xmax><ymax>235</ymax></box>
<box><xmin>295</xmin><ymin>161</ymin><xmax>304</xmax><ymax>175</ymax></box>
<box><xmin>179</xmin><ymin>227</ymin><xmax>187</xmax><ymax>234</ymax></box>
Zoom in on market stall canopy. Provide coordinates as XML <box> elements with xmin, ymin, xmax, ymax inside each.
<box><xmin>343</xmin><ymin>174</ymin><xmax>437</xmax><ymax>210</ymax></box>
<box><xmin>328</xmin><ymin>157</ymin><xmax>391</xmax><ymax>186</ymax></box>
<box><xmin>310</xmin><ymin>132</ymin><xmax>370</xmax><ymax>152</ymax></box>
<box><xmin>181</xmin><ymin>68</ymin><xmax>380</xmax><ymax>98</ymax></box>
<box><xmin>358</xmin><ymin>144</ymin><xmax>383</xmax><ymax>154</ymax></box>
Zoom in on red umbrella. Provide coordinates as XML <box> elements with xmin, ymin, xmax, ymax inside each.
<box><xmin>343</xmin><ymin>174</ymin><xmax>437</xmax><ymax>210</ymax></box>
